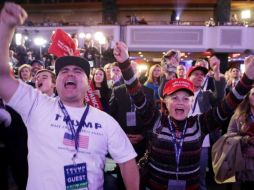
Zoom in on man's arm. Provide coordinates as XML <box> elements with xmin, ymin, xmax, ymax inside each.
<box><xmin>201</xmin><ymin>55</ymin><xmax>254</xmax><ymax>131</ymax></box>
<box><xmin>0</xmin><ymin>3</ymin><xmax>27</xmax><ymax>102</ymax></box>
<box><xmin>119</xmin><ymin>158</ymin><xmax>139</xmax><ymax>190</ymax></box>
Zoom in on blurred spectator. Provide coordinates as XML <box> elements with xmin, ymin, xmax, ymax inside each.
<box><xmin>15</xmin><ymin>40</ymin><xmax>28</xmax><ymax>67</ymax></box>
<box><xmin>108</xmin><ymin>62</ymin><xmax>124</xmax><ymax>88</ymax></box>
<box><xmin>161</xmin><ymin>49</ymin><xmax>181</xmax><ymax>77</ymax></box>
<box><xmin>137</xmin><ymin>16</ymin><xmax>148</xmax><ymax>25</ymax></box>
<box><xmin>130</xmin><ymin>15</ymin><xmax>138</xmax><ymax>24</ymax></box>
<box><xmin>158</xmin><ymin>49</ymin><xmax>180</xmax><ymax>99</ymax></box>
<box><xmin>227</xmin><ymin>86</ymin><xmax>254</xmax><ymax>190</ymax></box>
<box><xmin>91</xmin><ymin>68</ymin><xmax>112</xmax><ymax>113</ymax></box>
<box><xmin>18</xmin><ymin>64</ymin><xmax>32</xmax><ymax>83</ymax></box>
<box><xmin>138</xmin><ymin>17</ymin><xmax>147</xmax><ymax>24</ymax></box>
<box><xmin>9</xmin><ymin>49</ymin><xmax>18</xmax><ymax>68</ymax></box>
<box><xmin>104</xmin><ymin>63</ymin><xmax>112</xmax><ymax>81</ymax></box>
<box><xmin>230</xmin><ymin>13</ymin><xmax>239</xmax><ymax>25</ymax></box>
<box><xmin>71</xmin><ymin>33</ymin><xmax>79</xmax><ymax>49</ymax></box>
<box><xmin>176</xmin><ymin>64</ymin><xmax>186</xmax><ymax>79</ymax></box>
<box><xmin>195</xmin><ymin>58</ymin><xmax>215</xmax><ymax>92</ymax></box>
<box><xmin>226</xmin><ymin>65</ymin><xmax>242</xmax><ymax>94</ymax></box>
<box><xmin>43</xmin><ymin>54</ymin><xmax>55</xmax><ymax>71</ymax></box>
<box><xmin>29</xmin><ymin>60</ymin><xmax>45</xmax><ymax>86</ymax></box>
<box><xmin>30</xmin><ymin>60</ymin><xmax>44</xmax><ymax>77</ymax></box>
<box><xmin>205</xmin><ymin>18</ymin><xmax>215</xmax><ymax>27</ymax></box>
<box><xmin>144</xmin><ymin>64</ymin><xmax>162</xmax><ymax>109</ymax></box>
<box><xmin>27</xmin><ymin>51</ymin><xmax>34</xmax><ymax>64</ymax></box>
<box><xmin>0</xmin><ymin>98</ymin><xmax>28</xmax><ymax>190</ymax></box>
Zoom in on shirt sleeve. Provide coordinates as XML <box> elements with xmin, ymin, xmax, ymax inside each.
<box><xmin>6</xmin><ymin>80</ymin><xmax>47</xmax><ymax>125</ymax></box>
<box><xmin>106</xmin><ymin>117</ymin><xmax>137</xmax><ymax>163</ymax></box>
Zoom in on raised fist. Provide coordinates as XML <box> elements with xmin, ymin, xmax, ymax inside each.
<box><xmin>244</xmin><ymin>55</ymin><xmax>254</xmax><ymax>80</ymax></box>
<box><xmin>0</xmin><ymin>2</ymin><xmax>27</xmax><ymax>28</ymax></box>
<box><xmin>113</xmin><ymin>41</ymin><xmax>129</xmax><ymax>63</ymax></box>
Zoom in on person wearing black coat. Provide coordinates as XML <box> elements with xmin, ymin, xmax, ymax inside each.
<box><xmin>0</xmin><ymin>101</ymin><xmax>28</xmax><ymax>190</ymax></box>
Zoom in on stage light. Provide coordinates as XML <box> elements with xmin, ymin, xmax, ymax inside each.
<box><xmin>241</xmin><ymin>10</ymin><xmax>251</xmax><ymax>19</ymax></box>
<box><xmin>137</xmin><ymin>64</ymin><xmax>148</xmax><ymax>74</ymax></box>
<box><xmin>85</xmin><ymin>33</ymin><xmax>92</xmax><ymax>40</ymax></box>
<box><xmin>232</xmin><ymin>53</ymin><xmax>241</xmax><ymax>58</ymax></box>
<box><xmin>15</xmin><ymin>33</ymin><xmax>22</xmax><ymax>46</ymax></box>
<box><xmin>99</xmin><ymin>36</ymin><xmax>107</xmax><ymax>45</ymax></box>
<box><xmin>34</xmin><ymin>37</ymin><xmax>47</xmax><ymax>46</ymax></box>
<box><xmin>34</xmin><ymin>37</ymin><xmax>47</xmax><ymax>58</ymax></box>
<box><xmin>94</xmin><ymin>32</ymin><xmax>103</xmax><ymax>41</ymax></box>
<box><xmin>78</xmin><ymin>32</ymin><xmax>86</xmax><ymax>39</ymax></box>
<box><xmin>94</xmin><ymin>32</ymin><xmax>106</xmax><ymax>45</ymax></box>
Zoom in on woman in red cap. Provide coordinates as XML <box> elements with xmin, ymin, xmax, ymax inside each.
<box><xmin>113</xmin><ymin>41</ymin><xmax>254</xmax><ymax>190</ymax></box>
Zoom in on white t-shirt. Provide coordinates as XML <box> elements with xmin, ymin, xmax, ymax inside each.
<box><xmin>7</xmin><ymin>81</ymin><xmax>137</xmax><ymax>190</ymax></box>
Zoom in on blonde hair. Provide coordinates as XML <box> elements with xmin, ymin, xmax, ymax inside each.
<box><xmin>18</xmin><ymin>64</ymin><xmax>32</xmax><ymax>81</ymax></box>
<box><xmin>146</xmin><ymin>64</ymin><xmax>161</xmax><ymax>84</ymax></box>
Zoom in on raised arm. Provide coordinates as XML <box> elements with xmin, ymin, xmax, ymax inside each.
<box><xmin>208</xmin><ymin>56</ymin><xmax>226</xmax><ymax>105</ymax></box>
<box><xmin>113</xmin><ymin>41</ymin><xmax>157</xmax><ymax>124</ymax></box>
<box><xmin>0</xmin><ymin>3</ymin><xmax>27</xmax><ymax>102</ymax></box>
<box><xmin>201</xmin><ymin>55</ymin><xmax>254</xmax><ymax>132</ymax></box>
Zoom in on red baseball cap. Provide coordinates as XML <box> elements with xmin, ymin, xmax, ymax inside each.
<box><xmin>186</xmin><ymin>66</ymin><xmax>208</xmax><ymax>78</ymax></box>
<box><xmin>163</xmin><ymin>78</ymin><xmax>194</xmax><ymax>97</ymax></box>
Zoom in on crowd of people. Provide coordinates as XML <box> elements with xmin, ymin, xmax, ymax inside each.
<box><xmin>1</xmin><ymin>2</ymin><xmax>254</xmax><ymax>190</ymax></box>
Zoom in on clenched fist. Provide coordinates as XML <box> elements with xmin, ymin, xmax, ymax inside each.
<box><xmin>0</xmin><ymin>2</ymin><xmax>27</xmax><ymax>28</ymax></box>
<box><xmin>244</xmin><ymin>55</ymin><xmax>254</xmax><ymax>80</ymax></box>
<box><xmin>113</xmin><ymin>41</ymin><xmax>129</xmax><ymax>63</ymax></box>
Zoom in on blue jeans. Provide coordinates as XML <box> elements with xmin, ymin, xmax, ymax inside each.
<box><xmin>199</xmin><ymin>147</ymin><xmax>209</xmax><ymax>190</ymax></box>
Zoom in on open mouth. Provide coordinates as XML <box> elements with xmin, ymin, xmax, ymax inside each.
<box><xmin>175</xmin><ymin>108</ymin><xmax>184</xmax><ymax>114</ymax></box>
<box><xmin>38</xmin><ymin>83</ymin><xmax>43</xmax><ymax>88</ymax></box>
<box><xmin>64</xmin><ymin>80</ymin><xmax>77</xmax><ymax>88</ymax></box>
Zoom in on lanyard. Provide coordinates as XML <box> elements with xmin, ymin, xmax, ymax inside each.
<box><xmin>192</xmin><ymin>90</ymin><xmax>201</xmax><ymax>114</ymax></box>
<box><xmin>129</xmin><ymin>96</ymin><xmax>136</xmax><ymax>112</ymax></box>
<box><xmin>202</xmin><ymin>76</ymin><xmax>208</xmax><ymax>90</ymax></box>
<box><xmin>168</xmin><ymin>118</ymin><xmax>187</xmax><ymax>179</ymax></box>
<box><xmin>58</xmin><ymin>101</ymin><xmax>89</xmax><ymax>162</ymax></box>
<box><xmin>249</xmin><ymin>114</ymin><xmax>254</xmax><ymax>124</ymax></box>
